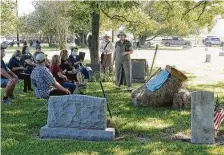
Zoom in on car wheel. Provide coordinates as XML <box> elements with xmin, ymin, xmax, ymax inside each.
<box><xmin>165</xmin><ymin>42</ymin><xmax>170</xmax><ymax>46</ymax></box>
<box><xmin>206</xmin><ymin>43</ymin><xmax>211</xmax><ymax>47</ymax></box>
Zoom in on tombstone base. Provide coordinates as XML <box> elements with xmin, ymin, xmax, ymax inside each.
<box><xmin>40</xmin><ymin>125</ymin><xmax>115</xmax><ymax>141</ymax></box>
<box><xmin>132</xmin><ymin>78</ymin><xmax>145</xmax><ymax>83</ymax></box>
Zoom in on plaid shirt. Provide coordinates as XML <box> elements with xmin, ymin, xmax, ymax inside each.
<box><xmin>31</xmin><ymin>65</ymin><xmax>55</xmax><ymax>98</ymax></box>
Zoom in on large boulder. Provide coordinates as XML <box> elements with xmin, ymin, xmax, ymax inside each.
<box><xmin>132</xmin><ymin>75</ymin><xmax>182</xmax><ymax>107</ymax></box>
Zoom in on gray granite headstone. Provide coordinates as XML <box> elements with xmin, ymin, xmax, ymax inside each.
<box><xmin>191</xmin><ymin>91</ymin><xmax>215</xmax><ymax>144</ymax></box>
<box><xmin>205</xmin><ymin>54</ymin><xmax>211</xmax><ymax>63</ymax></box>
<box><xmin>219</xmin><ymin>52</ymin><xmax>224</xmax><ymax>56</ymax></box>
<box><xmin>40</xmin><ymin>95</ymin><xmax>115</xmax><ymax>141</ymax></box>
<box><xmin>131</xmin><ymin>59</ymin><xmax>147</xmax><ymax>83</ymax></box>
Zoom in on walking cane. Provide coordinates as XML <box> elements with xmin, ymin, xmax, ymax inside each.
<box><xmin>100</xmin><ymin>81</ymin><xmax>120</xmax><ymax>134</ymax></box>
<box><xmin>149</xmin><ymin>44</ymin><xmax>159</xmax><ymax>77</ymax></box>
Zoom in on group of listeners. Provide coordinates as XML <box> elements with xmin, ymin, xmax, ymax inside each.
<box><xmin>1</xmin><ymin>45</ymin><xmax>89</xmax><ymax>104</ymax></box>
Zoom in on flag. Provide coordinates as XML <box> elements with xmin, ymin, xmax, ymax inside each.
<box><xmin>214</xmin><ymin>110</ymin><xmax>224</xmax><ymax>130</ymax></box>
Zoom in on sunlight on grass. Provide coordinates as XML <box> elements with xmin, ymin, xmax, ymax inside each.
<box><xmin>64</xmin><ymin>152</ymin><xmax>99</xmax><ymax>155</ymax></box>
<box><xmin>1</xmin><ymin>138</ymin><xmax>19</xmax><ymax>149</ymax></box>
<box><xmin>207</xmin><ymin>147</ymin><xmax>224</xmax><ymax>155</ymax></box>
<box><xmin>137</xmin><ymin>118</ymin><xmax>173</xmax><ymax>129</ymax></box>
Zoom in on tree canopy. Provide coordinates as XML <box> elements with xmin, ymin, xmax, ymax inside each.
<box><xmin>3</xmin><ymin>0</ymin><xmax>224</xmax><ymax>62</ymax></box>
<box><xmin>0</xmin><ymin>0</ymin><xmax>19</xmax><ymax>36</ymax></box>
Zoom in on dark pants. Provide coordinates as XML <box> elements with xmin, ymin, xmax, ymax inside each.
<box><xmin>49</xmin><ymin>89</ymin><xmax>68</xmax><ymax>96</ymax></box>
<box><xmin>81</xmin><ymin>67</ymin><xmax>89</xmax><ymax>79</ymax></box>
<box><xmin>17</xmin><ymin>73</ymin><xmax>32</xmax><ymax>92</ymax></box>
<box><xmin>62</xmin><ymin>82</ymin><xmax>76</xmax><ymax>94</ymax></box>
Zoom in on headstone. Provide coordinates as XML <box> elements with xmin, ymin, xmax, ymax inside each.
<box><xmin>131</xmin><ymin>59</ymin><xmax>147</xmax><ymax>83</ymax></box>
<box><xmin>40</xmin><ymin>95</ymin><xmax>115</xmax><ymax>141</ymax></box>
<box><xmin>191</xmin><ymin>91</ymin><xmax>215</xmax><ymax>144</ymax></box>
<box><xmin>219</xmin><ymin>52</ymin><xmax>224</xmax><ymax>56</ymax></box>
<box><xmin>205</xmin><ymin>54</ymin><xmax>211</xmax><ymax>63</ymax></box>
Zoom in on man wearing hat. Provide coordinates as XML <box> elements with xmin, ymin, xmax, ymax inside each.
<box><xmin>31</xmin><ymin>53</ymin><xmax>70</xmax><ymax>98</ymax></box>
<box><xmin>114</xmin><ymin>32</ymin><xmax>133</xmax><ymax>91</ymax></box>
<box><xmin>100</xmin><ymin>33</ymin><xmax>114</xmax><ymax>74</ymax></box>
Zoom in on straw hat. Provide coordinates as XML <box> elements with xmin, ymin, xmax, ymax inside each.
<box><xmin>103</xmin><ymin>33</ymin><xmax>110</xmax><ymax>38</ymax></box>
<box><xmin>117</xmin><ymin>32</ymin><xmax>127</xmax><ymax>38</ymax></box>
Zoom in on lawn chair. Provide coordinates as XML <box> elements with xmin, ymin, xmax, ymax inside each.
<box><xmin>32</xmin><ymin>79</ymin><xmax>49</xmax><ymax>117</ymax></box>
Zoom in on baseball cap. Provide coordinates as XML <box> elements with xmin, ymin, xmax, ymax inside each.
<box><xmin>36</xmin><ymin>53</ymin><xmax>46</xmax><ymax>62</ymax></box>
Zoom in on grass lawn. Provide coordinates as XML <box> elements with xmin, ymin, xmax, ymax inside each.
<box><xmin>1</xmin><ymin>80</ymin><xmax>224</xmax><ymax>155</ymax></box>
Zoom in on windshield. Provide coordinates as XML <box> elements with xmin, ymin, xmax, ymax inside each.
<box><xmin>211</xmin><ymin>38</ymin><xmax>220</xmax><ymax>41</ymax></box>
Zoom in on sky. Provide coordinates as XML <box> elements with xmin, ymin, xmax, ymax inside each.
<box><xmin>17</xmin><ymin>0</ymin><xmax>224</xmax><ymax>37</ymax></box>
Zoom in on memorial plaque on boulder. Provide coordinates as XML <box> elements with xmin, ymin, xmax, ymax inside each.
<box><xmin>191</xmin><ymin>91</ymin><xmax>215</xmax><ymax>144</ymax></box>
<box><xmin>40</xmin><ymin>95</ymin><xmax>115</xmax><ymax>141</ymax></box>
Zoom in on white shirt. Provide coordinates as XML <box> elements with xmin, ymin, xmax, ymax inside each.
<box><xmin>100</xmin><ymin>40</ymin><xmax>113</xmax><ymax>55</ymax></box>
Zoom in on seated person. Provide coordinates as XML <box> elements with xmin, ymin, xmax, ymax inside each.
<box><xmin>31</xmin><ymin>53</ymin><xmax>70</xmax><ymax>99</ymax></box>
<box><xmin>69</xmin><ymin>47</ymin><xmax>89</xmax><ymax>84</ymax></box>
<box><xmin>50</xmin><ymin>55</ymin><xmax>76</xmax><ymax>94</ymax></box>
<box><xmin>33</xmin><ymin>46</ymin><xmax>50</xmax><ymax>68</ymax></box>
<box><xmin>8</xmin><ymin>50</ymin><xmax>32</xmax><ymax>92</ymax></box>
<box><xmin>1</xmin><ymin>47</ymin><xmax>18</xmax><ymax>104</ymax></box>
<box><xmin>60</xmin><ymin>49</ymin><xmax>84</xmax><ymax>89</ymax></box>
<box><xmin>33</xmin><ymin>46</ymin><xmax>42</xmax><ymax>61</ymax></box>
<box><xmin>20</xmin><ymin>45</ymin><xmax>36</xmax><ymax>74</ymax></box>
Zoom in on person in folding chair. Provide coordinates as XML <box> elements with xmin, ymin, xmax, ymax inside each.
<box><xmin>69</xmin><ymin>47</ymin><xmax>89</xmax><ymax>85</ymax></box>
<box><xmin>8</xmin><ymin>50</ymin><xmax>33</xmax><ymax>93</ymax></box>
<box><xmin>31</xmin><ymin>53</ymin><xmax>70</xmax><ymax>99</ymax></box>
<box><xmin>50</xmin><ymin>55</ymin><xmax>76</xmax><ymax>94</ymax></box>
<box><xmin>60</xmin><ymin>49</ymin><xmax>84</xmax><ymax>89</ymax></box>
<box><xmin>1</xmin><ymin>47</ymin><xmax>18</xmax><ymax>104</ymax></box>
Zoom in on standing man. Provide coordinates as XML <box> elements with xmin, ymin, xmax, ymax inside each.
<box><xmin>1</xmin><ymin>47</ymin><xmax>18</xmax><ymax>104</ymax></box>
<box><xmin>100</xmin><ymin>34</ymin><xmax>114</xmax><ymax>74</ymax></box>
<box><xmin>114</xmin><ymin>32</ymin><xmax>133</xmax><ymax>91</ymax></box>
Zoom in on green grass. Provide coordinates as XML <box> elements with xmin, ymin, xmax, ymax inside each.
<box><xmin>1</xmin><ymin>80</ymin><xmax>224</xmax><ymax>155</ymax></box>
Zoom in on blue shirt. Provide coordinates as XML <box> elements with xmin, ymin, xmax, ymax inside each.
<box><xmin>31</xmin><ymin>65</ymin><xmax>55</xmax><ymax>98</ymax></box>
<box><xmin>69</xmin><ymin>55</ymin><xmax>81</xmax><ymax>68</ymax></box>
<box><xmin>8</xmin><ymin>57</ymin><xmax>23</xmax><ymax>74</ymax></box>
<box><xmin>1</xmin><ymin>59</ymin><xmax>8</xmax><ymax>79</ymax></box>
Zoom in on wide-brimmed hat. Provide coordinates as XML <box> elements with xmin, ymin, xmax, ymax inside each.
<box><xmin>103</xmin><ymin>33</ymin><xmax>110</xmax><ymax>38</ymax></box>
<box><xmin>117</xmin><ymin>32</ymin><xmax>127</xmax><ymax>38</ymax></box>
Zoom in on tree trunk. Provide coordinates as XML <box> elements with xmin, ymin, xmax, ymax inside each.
<box><xmin>139</xmin><ymin>35</ymin><xmax>147</xmax><ymax>46</ymax></box>
<box><xmin>112</xmin><ymin>30</ymin><xmax>114</xmax><ymax>43</ymax></box>
<box><xmin>88</xmin><ymin>11</ymin><xmax>100</xmax><ymax>64</ymax></box>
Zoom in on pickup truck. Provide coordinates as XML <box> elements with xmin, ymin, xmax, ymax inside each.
<box><xmin>161</xmin><ymin>37</ymin><xmax>191</xmax><ymax>47</ymax></box>
<box><xmin>203</xmin><ymin>36</ymin><xmax>224</xmax><ymax>47</ymax></box>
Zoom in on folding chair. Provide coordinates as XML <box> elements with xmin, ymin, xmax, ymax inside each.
<box><xmin>33</xmin><ymin>97</ymin><xmax>48</xmax><ymax>117</ymax></box>
<box><xmin>32</xmin><ymin>79</ymin><xmax>49</xmax><ymax>116</ymax></box>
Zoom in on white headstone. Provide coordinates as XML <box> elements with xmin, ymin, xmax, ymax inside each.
<box><xmin>191</xmin><ymin>91</ymin><xmax>215</xmax><ymax>144</ymax></box>
<box><xmin>205</xmin><ymin>54</ymin><xmax>211</xmax><ymax>63</ymax></box>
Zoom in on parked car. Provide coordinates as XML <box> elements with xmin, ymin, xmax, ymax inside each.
<box><xmin>203</xmin><ymin>36</ymin><xmax>224</xmax><ymax>47</ymax></box>
<box><xmin>145</xmin><ymin>39</ymin><xmax>154</xmax><ymax>47</ymax></box>
<box><xmin>161</xmin><ymin>37</ymin><xmax>191</xmax><ymax>47</ymax></box>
